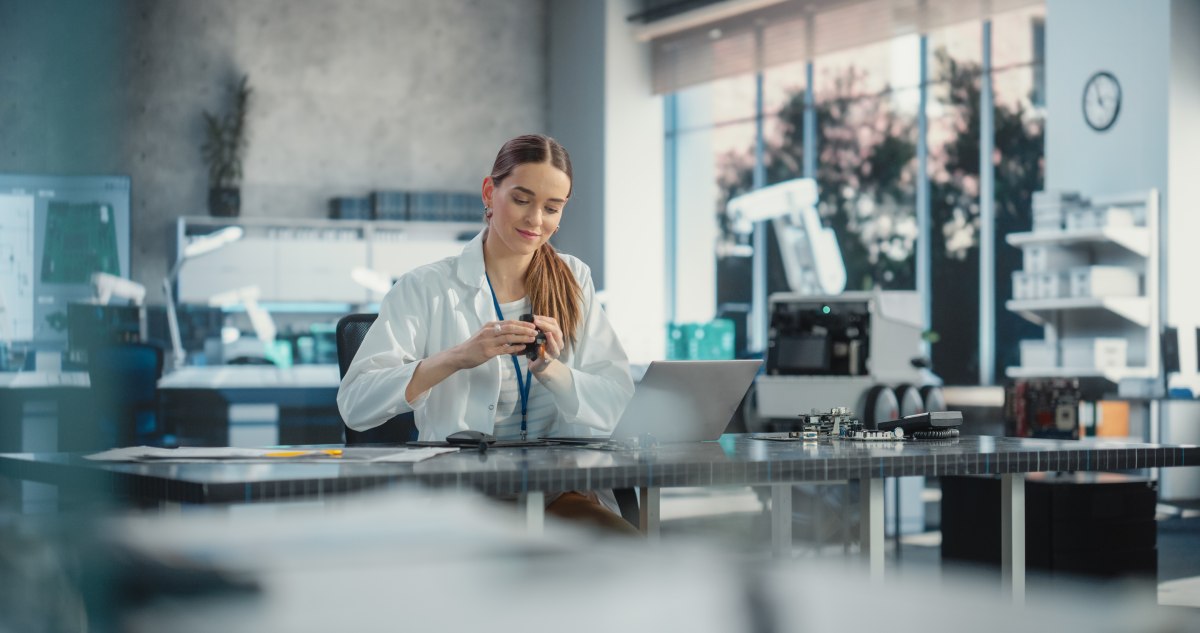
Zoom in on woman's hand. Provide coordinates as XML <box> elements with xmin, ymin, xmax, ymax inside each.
<box><xmin>453</xmin><ymin>320</ymin><xmax>538</xmax><ymax>369</ymax></box>
<box><xmin>529</xmin><ymin>315</ymin><xmax>565</xmax><ymax>373</ymax></box>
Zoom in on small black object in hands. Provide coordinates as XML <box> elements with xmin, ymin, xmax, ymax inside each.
<box><xmin>519</xmin><ymin>313</ymin><xmax>546</xmax><ymax>361</ymax></box>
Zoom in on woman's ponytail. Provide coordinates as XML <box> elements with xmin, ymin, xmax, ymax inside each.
<box><xmin>525</xmin><ymin>241</ymin><xmax>582</xmax><ymax>349</ymax></box>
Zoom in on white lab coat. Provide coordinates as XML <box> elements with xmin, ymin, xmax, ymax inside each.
<box><xmin>338</xmin><ymin>230</ymin><xmax>635</xmax><ymax>442</ymax></box>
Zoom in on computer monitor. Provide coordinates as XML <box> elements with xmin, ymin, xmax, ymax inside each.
<box><xmin>1161</xmin><ymin>326</ymin><xmax>1180</xmax><ymax>375</ymax></box>
<box><xmin>144</xmin><ymin>304</ymin><xmax>224</xmax><ymax>355</ymax></box>
<box><xmin>66</xmin><ymin>302</ymin><xmax>141</xmax><ymax>367</ymax></box>
<box><xmin>0</xmin><ymin>173</ymin><xmax>131</xmax><ymax>351</ymax></box>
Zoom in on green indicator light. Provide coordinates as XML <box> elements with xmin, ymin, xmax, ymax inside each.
<box><xmin>822</xmin><ymin>305</ymin><xmax>831</xmax><ymax>314</ymax></box>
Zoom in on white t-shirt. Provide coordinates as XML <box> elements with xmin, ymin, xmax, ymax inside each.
<box><xmin>492</xmin><ymin>297</ymin><xmax>556</xmax><ymax>440</ymax></box>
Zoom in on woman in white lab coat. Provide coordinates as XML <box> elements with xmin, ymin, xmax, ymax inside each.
<box><xmin>337</xmin><ymin>134</ymin><xmax>636</xmax><ymax>532</ymax></box>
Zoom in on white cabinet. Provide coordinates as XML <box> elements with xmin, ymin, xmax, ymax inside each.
<box><xmin>1005</xmin><ymin>189</ymin><xmax>1160</xmax><ymax>384</ymax></box>
<box><xmin>178</xmin><ymin>238</ymin><xmax>277</xmax><ymax>304</ymax></box>
<box><xmin>175</xmin><ymin>217</ymin><xmax>480</xmax><ymax>305</ymax></box>
<box><xmin>274</xmin><ymin>238</ymin><xmax>368</xmax><ymax>303</ymax></box>
<box><xmin>366</xmin><ymin>224</ymin><xmax>476</xmax><ymax>301</ymax></box>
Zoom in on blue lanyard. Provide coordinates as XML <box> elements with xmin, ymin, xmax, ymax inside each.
<box><xmin>485</xmin><ymin>274</ymin><xmax>532</xmax><ymax>441</ymax></box>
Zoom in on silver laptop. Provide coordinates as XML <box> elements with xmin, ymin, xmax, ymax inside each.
<box><xmin>547</xmin><ymin>360</ymin><xmax>762</xmax><ymax>444</ymax></box>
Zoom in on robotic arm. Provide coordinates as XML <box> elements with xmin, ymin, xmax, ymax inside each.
<box><xmin>725</xmin><ymin>178</ymin><xmax>847</xmax><ymax>295</ymax></box>
<box><xmin>209</xmin><ymin>285</ymin><xmax>277</xmax><ymax>345</ymax></box>
<box><xmin>91</xmin><ymin>272</ymin><xmax>147</xmax><ymax>306</ymax></box>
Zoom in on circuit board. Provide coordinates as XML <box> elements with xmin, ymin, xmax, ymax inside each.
<box><xmin>41</xmin><ymin>201</ymin><xmax>120</xmax><ymax>283</ymax></box>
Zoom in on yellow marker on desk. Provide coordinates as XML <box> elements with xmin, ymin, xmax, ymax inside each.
<box><xmin>264</xmin><ymin>449</ymin><xmax>343</xmax><ymax>458</ymax></box>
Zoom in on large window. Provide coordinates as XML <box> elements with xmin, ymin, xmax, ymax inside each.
<box><xmin>668</xmin><ymin>74</ymin><xmax>758</xmax><ymax>337</ymax></box>
<box><xmin>665</xmin><ymin>5</ymin><xmax>1047</xmax><ymax>385</ymax></box>
<box><xmin>811</xmin><ymin>38</ymin><xmax>920</xmax><ymax>292</ymax></box>
<box><xmin>924</xmin><ymin>7</ymin><xmax>1046</xmax><ymax>384</ymax></box>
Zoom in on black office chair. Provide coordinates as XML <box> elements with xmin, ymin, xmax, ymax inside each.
<box><xmin>84</xmin><ymin>343</ymin><xmax>167</xmax><ymax>449</ymax></box>
<box><xmin>336</xmin><ymin>314</ymin><xmax>418</xmax><ymax>445</ymax></box>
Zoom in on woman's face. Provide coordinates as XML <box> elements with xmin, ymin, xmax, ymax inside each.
<box><xmin>482</xmin><ymin>161</ymin><xmax>570</xmax><ymax>258</ymax></box>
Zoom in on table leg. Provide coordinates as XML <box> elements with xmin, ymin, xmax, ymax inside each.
<box><xmin>892</xmin><ymin>477</ymin><xmax>902</xmax><ymax>560</ymax></box>
<box><xmin>522</xmin><ymin>491</ymin><xmax>544</xmax><ymax>536</ymax></box>
<box><xmin>639</xmin><ymin>486</ymin><xmax>660</xmax><ymax>540</ymax></box>
<box><xmin>859</xmin><ymin>478</ymin><xmax>884</xmax><ymax>582</ymax></box>
<box><xmin>1001</xmin><ymin>473</ymin><xmax>1025</xmax><ymax>604</ymax></box>
<box><xmin>771</xmin><ymin>484</ymin><xmax>792</xmax><ymax>557</ymax></box>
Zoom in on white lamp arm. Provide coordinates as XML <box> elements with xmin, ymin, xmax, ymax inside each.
<box><xmin>162</xmin><ymin>277</ymin><xmax>186</xmax><ymax>371</ymax></box>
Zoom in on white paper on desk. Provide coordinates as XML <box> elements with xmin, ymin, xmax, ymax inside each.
<box><xmin>369</xmin><ymin>447</ymin><xmax>459</xmax><ymax>462</ymax></box>
<box><xmin>86</xmin><ymin>446</ymin><xmax>275</xmax><ymax>461</ymax></box>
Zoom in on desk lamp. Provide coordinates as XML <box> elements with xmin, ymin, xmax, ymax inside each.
<box><xmin>164</xmin><ymin>226</ymin><xmax>244</xmax><ymax>370</ymax></box>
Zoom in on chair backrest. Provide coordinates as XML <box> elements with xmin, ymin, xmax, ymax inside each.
<box><xmin>335</xmin><ymin>314</ymin><xmax>417</xmax><ymax>445</ymax></box>
<box><xmin>336</xmin><ymin>314</ymin><xmax>378</xmax><ymax>378</ymax></box>
<box><xmin>85</xmin><ymin>343</ymin><xmax>165</xmax><ymax>449</ymax></box>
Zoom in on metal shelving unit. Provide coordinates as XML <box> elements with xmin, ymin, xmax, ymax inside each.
<box><xmin>1005</xmin><ymin>189</ymin><xmax>1161</xmax><ymax>390</ymax></box>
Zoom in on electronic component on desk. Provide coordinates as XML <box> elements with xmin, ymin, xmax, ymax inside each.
<box><xmin>787</xmin><ymin>430</ymin><xmax>820</xmax><ymax>441</ymax></box>
<box><xmin>841</xmin><ymin>428</ymin><xmax>905</xmax><ymax>441</ymax></box>
<box><xmin>752</xmin><ymin>407</ymin><xmax>863</xmax><ymax>441</ymax></box>
<box><xmin>877</xmin><ymin>410</ymin><xmax>962</xmax><ymax>435</ymax></box>
<box><xmin>798</xmin><ymin>406</ymin><xmax>856</xmax><ymax>436</ymax></box>
<box><xmin>1005</xmin><ymin>379</ymin><xmax>1080</xmax><ymax>439</ymax></box>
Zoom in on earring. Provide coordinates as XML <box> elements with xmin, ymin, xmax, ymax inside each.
<box><xmin>484</xmin><ymin>206</ymin><xmax>492</xmax><ymax>219</ymax></box>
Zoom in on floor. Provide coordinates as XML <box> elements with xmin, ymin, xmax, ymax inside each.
<box><xmin>657</xmin><ymin>485</ymin><xmax>1200</xmax><ymax>610</ymax></box>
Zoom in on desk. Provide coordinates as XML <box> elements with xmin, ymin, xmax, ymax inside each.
<box><xmin>158</xmin><ymin>365</ymin><xmax>342</xmax><ymax>446</ymax></box>
<box><xmin>3</xmin><ymin>435</ymin><xmax>1197</xmax><ymax>598</ymax></box>
<box><xmin>0</xmin><ymin>366</ymin><xmax>343</xmax><ymax>451</ymax></box>
<box><xmin>157</xmin><ymin>365</ymin><xmax>340</xmax><ymax>393</ymax></box>
<box><xmin>0</xmin><ymin>372</ymin><xmax>90</xmax><ymax>454</ymax></box>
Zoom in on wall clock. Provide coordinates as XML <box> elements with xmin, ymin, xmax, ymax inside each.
<box><xmin>1083</xmin><ymin>71</ymin><xmax>1121</xmax><ymax>132</ymax></box>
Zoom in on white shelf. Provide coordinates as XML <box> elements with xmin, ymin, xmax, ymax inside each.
<box><xmin>175</xmin><ymin>216</ymin><xmax>481</xmax><ymax>305</ymax></box>
<box><xmin>1005</xmin><ymin>365</ymin><xmax>1156</xmax><ymax>382</ymax></box>
<box><xmin>182</xmin><ymin>215</ymin><xmax>482</xmax><ymax>232</ymax></box>
<box><xmin>1006</xmin><ymin>227</ymin><xmax>1150</xmax><ymax>257</ymax></box>
<box><xmin>1006</xmin><ymin>297</ymin><xmax>1149</xmax><ymax>326</ymax></box>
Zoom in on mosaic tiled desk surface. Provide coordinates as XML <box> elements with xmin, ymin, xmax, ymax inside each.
<box><xmin>3</xmin><ymin>435</ymin><xmax>1197</xmax><ymax>503</ymax></box>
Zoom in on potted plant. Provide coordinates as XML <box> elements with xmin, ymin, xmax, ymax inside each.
<box><xmin>202</xmin><ymin>75</ymin><xmax>251</xmax><ymax>217</ymax></box>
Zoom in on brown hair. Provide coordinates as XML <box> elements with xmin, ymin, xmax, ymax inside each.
<box><xmin>489</xmin><ymin>134</ymin><xmax>583</xmax><ymax>348</ymax></box>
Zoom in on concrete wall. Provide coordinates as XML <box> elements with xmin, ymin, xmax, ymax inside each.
<box><xmin>548</xmin><ymin>0</ymin><xmax>667</xmax><ymax>361</ymax></box>
<box><xmin>0</xmin><ymin>1</ymin><xmax>129</xmax><ymax>174</ymax></box>
<box><xmin>547</xmin><ymin>0</ymin><xmax>607</xmax><ymax>288</ymax></box>
<box><xmin>1</xmin><ymin>0</ymin><xmax>548</xmax><ymax>301</ymax></box>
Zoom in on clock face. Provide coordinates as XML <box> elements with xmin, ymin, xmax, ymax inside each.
<box><xmin>1083</xmin><ymin>71</ymin><xmax>1121</xmax><ymax>132</ymax></box>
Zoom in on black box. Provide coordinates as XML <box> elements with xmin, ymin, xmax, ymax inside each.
<box><xmin>941</xmin><ymin>472</ymin><xmax>1157</xmax><ymax>579</ymax></box>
